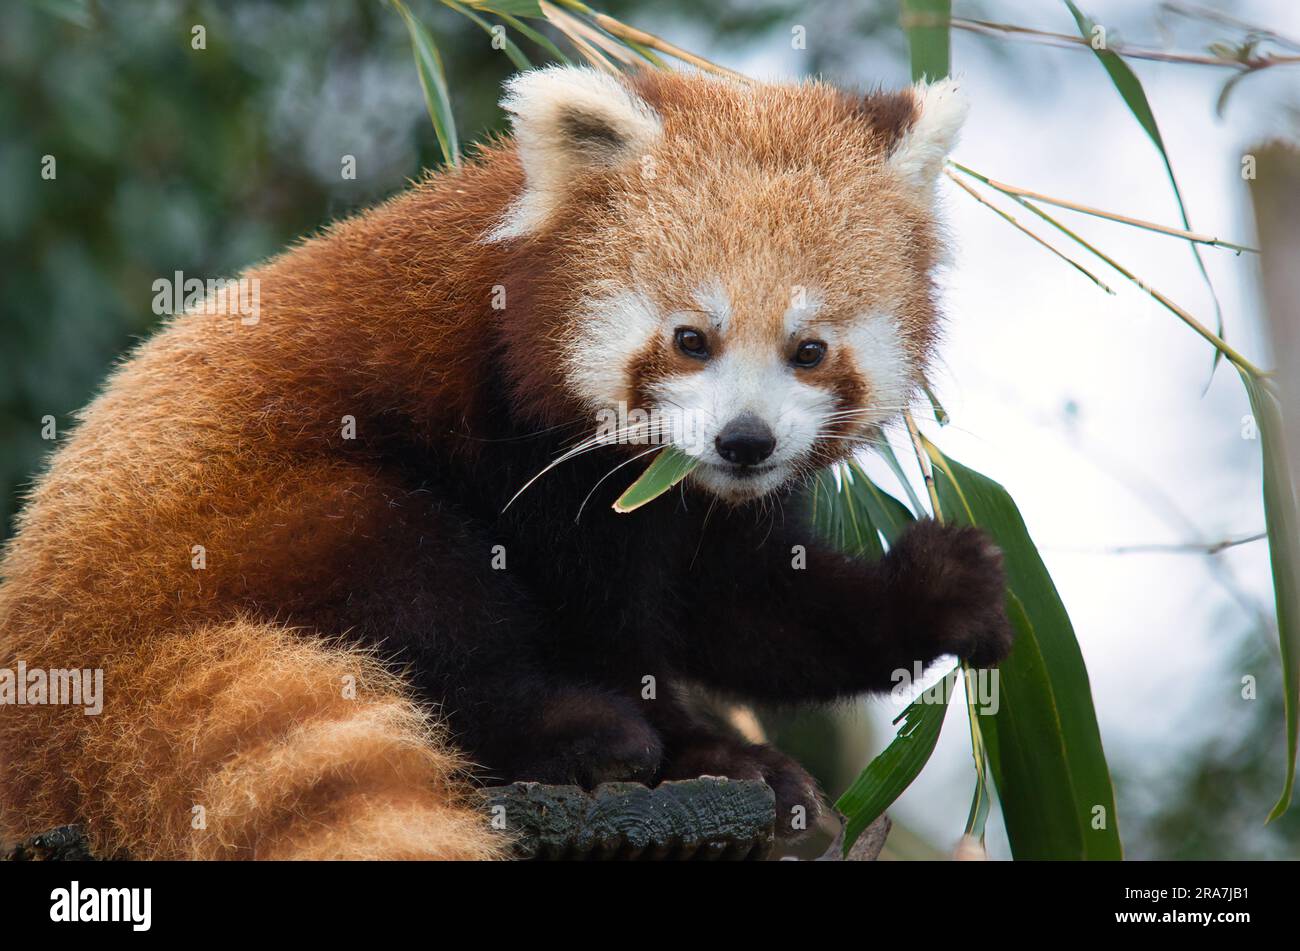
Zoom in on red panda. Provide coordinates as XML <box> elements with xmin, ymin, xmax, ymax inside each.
<box><xmin>0</xmin><ymin>66</ymin><xmax>1010</xmax><ymax>859</ymax></box>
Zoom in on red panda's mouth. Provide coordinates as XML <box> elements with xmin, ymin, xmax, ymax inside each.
<box><xmin>719</xmin><ymin>463</ymin><xmax>778</xmax><ymax>479</ymax></box>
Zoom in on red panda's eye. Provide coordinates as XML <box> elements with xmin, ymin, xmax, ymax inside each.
<box><xmin>675</xmin><ymin>327</ymin><xmax>709</xmax><ymax>359</ymax></box>
<box><xmin>793</xmin><ymin>340</ymin><xmax>827</xmax><ymax>368</ymax></box>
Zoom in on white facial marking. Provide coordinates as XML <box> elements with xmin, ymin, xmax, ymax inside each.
<box><xmin>843</xmin><ymin>310</ymin><xmax>912</xmax><ymax>424</ymax></box>
<box><xmin>783</xmin><ymin>289</ymin><xmax>824</xmax><ymax>339</ymax></box>
<box><xmin>692</xmin><ymin>279</ymin><xmax>731</xmax><ymax>334</ymax></box>
<box><xmin>565</xmin><ymin>288</ymin><xmax>661</xmax><ymax>409</ymax></box>
<box><xmin>651</xmin><ymin>347</ymin><xmax>835</xmax><ymax>500</ymax></box>
<box><xmin>566</xmin><ymin>283</ymin><xmax>916</xmax><ymax>503</ymax></box>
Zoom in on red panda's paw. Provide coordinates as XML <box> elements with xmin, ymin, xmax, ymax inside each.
<box><xmin>513</xmin><ymin>690</ymin><xmax>663</xmax><ymax>788</ymax></box>
<box><xmin>662</xmin><ymin>740</ymin><xmax>826</xmax><ymax>839</ymax></box>
<box><xmin>886</xmin><ymin>520</ymin><xmax>1015</xmax><ymax>669</ymax></box>
<box><xmin>755</xmin><ymin>746</ymin><xmax>828</xmax><ymax>840</ymax></box>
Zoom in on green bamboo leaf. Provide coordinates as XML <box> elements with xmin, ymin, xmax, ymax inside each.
<box><xmin>846</xmin><ymin>461</ymin><xmax>915</xmax><ymax>544</ymax></box>
<box><xmin>612</xmin><ymin>445</ymin><xmax>698</xmax><ymax>513</ymax></box>
<box><xmin>808</xmin><ymin>463</ymin><xmax>916</xmax><ymax>561</ymax></box>
<box><xmin>901</xmin><ymin>0</ymin><xmax>952</xmax><ymax>82</ymax></box>
<box><xmin>873</xmin><ymin>440</ymin><xmax>925</xmax><ymax>515</ymax></box>
<box><xmin>810</xmin><ymin>464</ymin><xmax>927</xmax><ymax>853</ymax></box>
<box><xmin>1241</xmin><ymin>372</ymin><xmax>1300</xmax><ymax>820</ymax></box>
<box><xmin>835</xmin><ymin>671</ymin><xmax>958</xmax><ymax>853</ymax></box>
<box><xmin>446</xmin><ymin>1</ymin><xmax>533</xmax><ymax>71</ymax></box>
<box><xmin>829</xmin><ymin>467</ymin><xmax>884</xmax><ymax>559</ymax></box>
<box><xmin>1061</xmin><ymin>0</ymin><xmax>1226</xmax><ymax>377</ymax></box>
<box><xmin>395</xmin><ymin>0</ymin><xmax>461</xmax><ymax>166</ymax></box>
<box><xmin>493</xmin><ymin>10</ymin><xmax>573</xmax><ymax>64</ymax></box>
<box><xmin>809</xmin><ymin>468</ymin><xmax>882</xmax><ymax>560</ymax></box>
<box><xmin>981</xmin><ymin>593</ymin><xmax>1100</xmax><ymax>857</ymax></box>
<box><xmin>923</xmin><ymin>437</ymin><xmax>1122</xmax><ymax>858</ymax></box>
<box><xmin>923</xmin><ymin>382</ymin><xmax>950</xmax><ymax>427</ymax></box>
<box><xmin>470</xmin><ymin>0</ymin><xmax>542</xmax><ymax>15</ymax></box>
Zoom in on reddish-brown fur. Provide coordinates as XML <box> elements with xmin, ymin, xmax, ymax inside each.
<box><xmin>0</xmin><ymin>69</ymin><xmax>982</xmax><ymax>859</ymax></box>
<box><xmin>0</xmin><ymin>135</ymin><xmax>529</xmax><ymax>858</ymax></box>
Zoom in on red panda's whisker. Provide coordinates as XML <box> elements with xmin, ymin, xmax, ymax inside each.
<box><xmin>574</xmin><ymin>445</ymin><xmax>665</xmax><ymax>524</ymax></box>
<box><xmin>508</xmin><ymin>420</ymin><xmax>678</xmax><ymax>512</ymax></box>
<box><xmin>454</xmin><ymin>417</ymin><xmax>590</xmax><ymax>444</ymax></box>
<box><xmin>502</xmin><ymin>439</ymin><xmax>615</xmax><ymax>511</ymax></box>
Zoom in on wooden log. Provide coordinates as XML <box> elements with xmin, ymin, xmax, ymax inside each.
<box><xmin>2</xmin><ymin>825</ymin><xmax>97</xmax><ymax>862</ymax></box>
<box><xmin>4</xmin><ymin>778</ymin><xmax>778</xmax><ymax>861</ymax></box>
<box><xmin>486</xmin><ymin>779</ymin><xmax>776</xmax><ymax>860</ymax></box>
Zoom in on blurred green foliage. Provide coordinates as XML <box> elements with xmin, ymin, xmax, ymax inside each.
<box><xmin>1</xmin><ymin>0</ymin><xmax>486</xmax><ymax>534</ymax></box>
<box><xmin>0</xmin><ymin>0</ymin><xmax>900</xmax><ymax>537</ymax></box>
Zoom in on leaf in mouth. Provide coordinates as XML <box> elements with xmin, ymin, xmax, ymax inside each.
<box><xmin>612</xmin><ymin>445</ymin><xmax>700</xmax><ymax>513</ymax></box>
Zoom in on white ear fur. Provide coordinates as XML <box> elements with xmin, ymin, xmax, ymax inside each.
<box><xmin>487</xmin><ymin>66</ymin><xmax>662</xmax><ymax>241</ymax></box>
<box><xmin>888</xmin><ymin>78</ymin><xmax>969</xmax><ymax>188</ymax></box>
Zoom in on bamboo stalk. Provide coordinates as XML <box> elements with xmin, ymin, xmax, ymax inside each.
<box><xmin>586</xmin><ymin>11</ymin><xmax>750</xmax><ymax>81</ymax></box>
<box><xmin>539</xmin><ymin>1</ymin><xmax>619</xmax><ymax>74</ymax></box>
<box><xmin>903</xmin><ymin>410</ymin><xmax>941</xmax><ymax>520</ymax></box>
<box><xmin>949</xmin><ymin>164</ymin><xmax>1268</xmax><ymax>379</ymax></box>
<box><xmin>952</xmin><ymin>163</ymin><xmax>1257</xmax><ymax>253</ymax></box>
<box><xmin>946</xmin><ymin>171</ymin><xmax>1116</xmax><ymax>293</ymax></box>
<box><xmin>943</xmin><ymin>15</ymin><xmax>1300</xmax><ymax>69</ymax></box>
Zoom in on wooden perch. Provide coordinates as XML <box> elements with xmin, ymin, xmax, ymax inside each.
<box><xmin>3</xmin><ymin>779</ymin><xmax>892</xmax><ymax>862</ymax></box>
<box><xmin>487</xmin><ymin>778</ymin><xmax>775</xmax><ymax>860</ymax></box>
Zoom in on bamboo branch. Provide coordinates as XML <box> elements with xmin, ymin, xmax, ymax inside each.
<box><xmin>950</xmin><ymin>164</ymin><xmax>1268</xmax><ymax>380</ymax></box>
<box><xmin>1056</xmin><ymin>532</ymin><xmax>1268</xmax><ymax>555</ymax></box>
<box><xmin>580</xmin><ymin>8</ymin><xmax>749</xmax><ymax>81</ymax></box>
<box><xmin>951</xmin><ymin>165</ymin><xmax>1257</xmax><ymax>254</ymax></box>
<box><xmin>945</xmin><ymin>171</ymin><xmax>1116</xmax><ymax>292</ymax></box>
<box><xmin>902</xmin><ymin>410</ymin><xmax>941</xmax><ymax>521</ymax></box>
<box><xmin>943</xmin><ymin>15</ymin><xmax>1300</xmax><ymax>70</ymax></box>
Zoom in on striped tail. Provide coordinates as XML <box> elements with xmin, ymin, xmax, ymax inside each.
<box><xmin>0</xmin><ymin>618</ymin><xmax>506</xmax><ymax>860</ymax></box>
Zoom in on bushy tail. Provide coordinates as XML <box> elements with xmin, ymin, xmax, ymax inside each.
<box><xmin>0</xmin><ymin>618</ymin><xmax>506</xmax><ymax>860</ymax></box>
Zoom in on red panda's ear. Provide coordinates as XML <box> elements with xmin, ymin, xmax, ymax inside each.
<box><xmin>487</xmin><ymin>66</ymin><xmax>662</xmax><ymax>241</ymax></box>
<box><xmin>885</xmin><ymin>78</ymin><xmax>969</xmax><ymax>190</ymax></box>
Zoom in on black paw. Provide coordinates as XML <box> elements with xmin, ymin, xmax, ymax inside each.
<box><xmin>886</xmin><ymin>519</ymin><xmax>1014</xmax><ymax>668</ymax></box>
<box><xmin>663</xmin><ymin>740</ymin><xmax>826</xmax><ymax>839</ymax></box>
<box><xmin>513</xmin><ymin>692</ymin><xmax>664</xmax><ymax>788</ymax></box>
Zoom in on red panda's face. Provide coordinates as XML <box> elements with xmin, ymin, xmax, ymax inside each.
<box><xmin>491</xmin><ymin>68</ymin><xmax>968</xmax><ymax>502</ymax></box>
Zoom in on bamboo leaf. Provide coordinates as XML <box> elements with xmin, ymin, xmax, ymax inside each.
<box><xmin>1241</xmin><ymin>372</ymin><xmax>1300</xmax><ymax>820</ymax></box>
<box><xmin>811</xmin><ymin>465</ymin><xmax>925</xmax><ymax>852</ymax></box>
<box><xmin>901</xmin><ymin>0</ymin><xmax>952</xmax><ymax>82</ymax></box>
<box><xmin>873</xmin><ymin>440</ymin><xmax>926</xmax><ymax>515</ymax></box>
<box><xmin>1061</xmin><ymin>0</ymin><xmax>1226</xmax><ymax>377</ymax></box>
<box><xmin>923</xmin><ymin>383</ymin><xmax>951</xmax><ymax>427</ymax></box>
<box><xmin>846</xmin><ymin>461</ymin><xmax>915</xmax><ymax>544</ymax></box>
<box><xmin>808</xmin><ymin>468</ymin><xmax>884</xmax><ymax>560</ymax></box>
<box><xmin>395</xmin><ymin>0</ymin><xmax>461</xmax><ymax>166</ymax></box>
<box><xmin>492</xmin><ymin>10</ymin><xmax>573</xmax><ymax>64</ymax></box>
<box><xmin>835</xmin><ymin>671</ymin><xmax>958</xmax><ymax>853</ymax></box>
<box><xmin>446</xmin><ymin>1</ymin><xmax>533</xmax><ymax>71</ymax></box>
<box><xmin>924</xmin><ymin>438</ymin><xmax>1122</xmax><ymax>858</ymax></box>
<box><xmin>468</xmin><ymin>0</ymin><xmax>542</xmax><ymax>15</ymax></box>
<box><xmin>612</xmin><ymin>446</ymin><xmax>698</xmax><ymax>514</ymax></box>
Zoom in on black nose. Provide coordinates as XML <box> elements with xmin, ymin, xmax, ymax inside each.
<box><xmin>715</xmin><ymin>413</ymin><xmax>776</xmax><ymax>466</ymax></box>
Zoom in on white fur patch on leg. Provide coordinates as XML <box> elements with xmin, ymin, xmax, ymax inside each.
<box><xmin>888</xmin><ymin>77</ymin><xmax>969</xmax><ymax>189</ymax></box>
